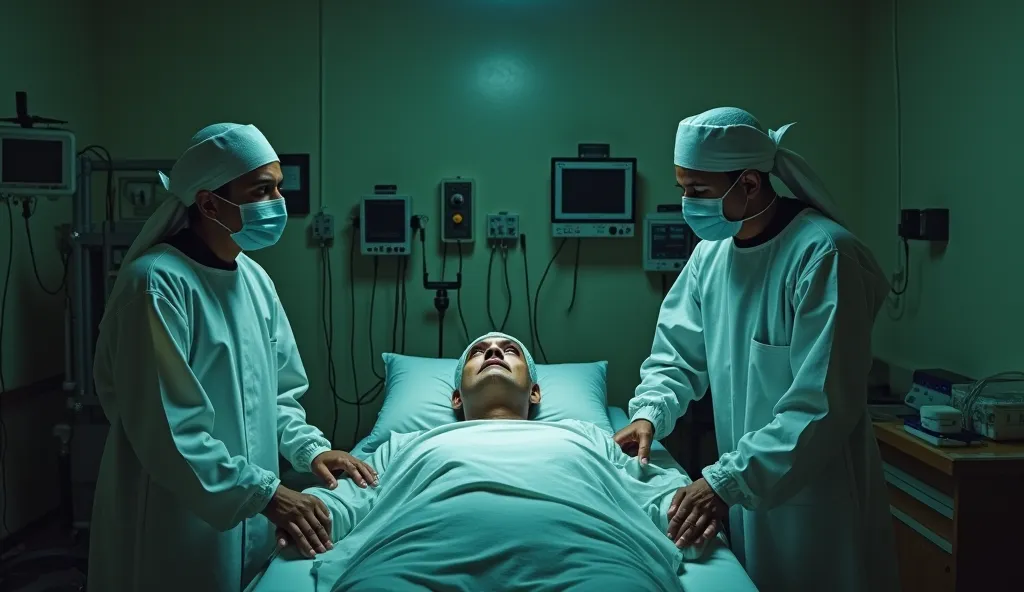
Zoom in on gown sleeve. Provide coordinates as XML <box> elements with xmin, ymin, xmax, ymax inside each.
<box><xmin>271</xmin><ymin>297</ymin><xmax>332</xmax><ymax>472</ymax></box>
<box><xmin>581</xmin><ymin>421</ymin><xmax>718</xmax><ymax>561</ymax></box>
<box><xmin>305</xmin><ymin>434</ymin><xmax>404</xmax><ymax>541</ymax></box>
<box><xmin>629</xmin><ymin>248</ymin><xmax>711</xmax><ymax>439</ymax></box>
<box><xmin>702</xmin><ymin>250</ymin><xmax>876</xmax><ymax>510</ymax></box>
<box><xmin>106</xmin><ymin>292</ymin><xmax>280</xmax><ymax>531</ymax></box>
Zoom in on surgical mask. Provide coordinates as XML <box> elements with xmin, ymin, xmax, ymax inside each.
<box><xmin>208</xmin><ymin>194</ymin><xmax>288</xmax><ymax>251</ymax></box>
<box><xmin>681</xmin><ymin>172</ymin><xmax>774</xmax><ymax>241</ymax></box>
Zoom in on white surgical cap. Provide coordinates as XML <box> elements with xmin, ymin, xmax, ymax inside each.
<box><xmin>453</xmin><ymin>332</ymin><xmax>538</xmax><ymax>388</ymax></box>
<box><xmin>104</xmin><ymin>123</ymin><xmax>278</xmax><ymax>316</ymax></box>
<box><xmin>673</xmin><ymin>107</ymin><xmax>844</xmax><ymax>223</ymax></box>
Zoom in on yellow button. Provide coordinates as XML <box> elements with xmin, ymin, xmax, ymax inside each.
<box><xmin>452</xmin><ymin>213</ymin><xmax>464</xmax><ymax>224</ymax></box>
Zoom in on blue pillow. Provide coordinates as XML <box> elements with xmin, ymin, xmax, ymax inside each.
<box><xmin>353</xmin><ymin>353</ymin><xmax>613</xmax><ymax>457</ymax></box>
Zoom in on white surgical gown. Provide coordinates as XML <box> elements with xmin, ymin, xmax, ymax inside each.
<box><xmin>298</xmin><ymin>420</ymin><xmax>718</xmax><ymax>591</ymax></box>
<box><xmin>89</xmin><ymin>244</ymin><xmax>332</xmax><ymax>592</ymax></box>
<box><xmin>630</xmin><ymin>209</ymin><xmax>900</xmax><ymax>592</ymax></box>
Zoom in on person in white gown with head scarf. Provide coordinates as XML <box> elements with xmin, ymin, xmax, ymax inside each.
<box><xmin>89</xmin><ymin>123</ymin><xmax>376</xmax><ymax>592</ymax></box>
<box><xmin>613</xmin><ymin>107</ymin><xmax>900</xmax><ymax>592</ymax></box>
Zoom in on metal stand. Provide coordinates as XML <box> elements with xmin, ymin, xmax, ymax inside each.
<box><xmin>60</xmin><ymin>158</ymin><xmax>175</xmax><ymax>533</ymax></box>
<box><xmin>418</xmin><ymin>223</ymin><xmax>461</xmax><ymax>358</ymax></box>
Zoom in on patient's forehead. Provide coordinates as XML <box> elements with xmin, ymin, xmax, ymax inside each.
<box><xmin>470</xmin><ymin>338</ymin><xmax>518</xmax><ymax>353</ymax></box>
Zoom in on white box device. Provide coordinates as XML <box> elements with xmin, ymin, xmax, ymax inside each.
<box><xmin>919</xmin><ymin>405</ymin><xmax>963</xmax><ymax>435</ymax></box>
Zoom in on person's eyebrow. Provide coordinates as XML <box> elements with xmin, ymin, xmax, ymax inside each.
<box><xmin>244</xmin><ymin>173</ymin><xmax>282</xmax><ymax>189</ymax></box>
<box><xmin>498</xmin><ymin>340</ymin><xmax>519</xmax><ymax>352</ymax></box>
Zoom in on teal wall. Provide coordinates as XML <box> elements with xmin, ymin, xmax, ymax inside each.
<box><xmin>1</xmin><ymin>0</ymin><xmax>1019</xmax><ymax>538</ymax></box>
<box><xmin>861</xmin><ymin>0</ymin><xmax>1024</xmax><ymax>378</ymax></box>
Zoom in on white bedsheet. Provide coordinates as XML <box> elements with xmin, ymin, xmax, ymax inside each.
<box><xmin>248</xmin><ymin>407</ymin><xmax>756</xmax><ymax>592</ymax></box>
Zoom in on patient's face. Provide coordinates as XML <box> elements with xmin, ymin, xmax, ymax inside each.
<box><xmin>452</xmin><ymin>337</ymin><xmax>540</xmax><ymax>419</ymax></box>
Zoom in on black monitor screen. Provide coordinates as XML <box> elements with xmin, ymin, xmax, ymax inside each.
<box><xmin>364</xmin><ymin>200</ymin><xmax>407</xmax><ymax>243</ymax></box>
<box><xmin>560</xmin><ymin>168</ymin><xmax>627</xmax><ymax>214</ymax></box>
<box><xmin>2</xmin><ymin>138</ymin><xmax>64</xmax><ymax>184</ymax></box>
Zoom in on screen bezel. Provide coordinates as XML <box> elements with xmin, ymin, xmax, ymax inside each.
<box><xmin>0</xmin><ymin>127</ymin><xmax>77</xmax><ymax>196</ymax></box>
<box><xmin>360</xmin><ymin>196</ymin><xmax>412</xmax><ymax>251</ymax></box>
<box><xmin>643</xmin><ymin>212</ymin><xmax>694</xmax><ymax>268</ymax></box>
<box><xmin>550</xmin><ymin>157</ymin><xmax>636</xmax><ymax>223</ymax></box>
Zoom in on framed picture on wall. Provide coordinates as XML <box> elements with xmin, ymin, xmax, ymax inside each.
<box><xmin>279</xmin><ymin>153</ymin><xmax>311</xmax><ymax>217</ymax></box>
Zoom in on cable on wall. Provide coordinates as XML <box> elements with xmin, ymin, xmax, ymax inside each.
<box><xmin>889</xmin><ymin>0</ymin><xmax>910</xmax><ymax>303</ymax></box>
<box><xmin>0</xmin><ymin>196</ymin><xmax>13</xmax><ymax>536</ymax></box>
<box><xmin>531</xmin><ymin>237</ymin><xmax>569</xmax><ymax>364</ymax></box>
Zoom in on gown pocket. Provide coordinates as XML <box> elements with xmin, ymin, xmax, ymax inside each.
<box><xmin>746</xmin><ymin>339</ymin><xmax>793</xmax><ymax>429</ymax></box>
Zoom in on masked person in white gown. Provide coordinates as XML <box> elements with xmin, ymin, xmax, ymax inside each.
<box><xmin>89</xmin><ymin>123</ymin><xmax>377</xmax><ymax>592</ymax></box>
<box><xmin>613</xmin><ymin>107</ymin><xmax>900</xmax><ymax>592</ymax></box>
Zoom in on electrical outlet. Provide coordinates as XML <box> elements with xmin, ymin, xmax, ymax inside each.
<box><xmin>125</xmin><ymin>182</ymin><xmax>154</xmax><ymax>208</ymax></box>
<box><xmin>486</xmin><ymin>212</ymin><xmax>520</xmax><ymax>242</ymax></box>
<box><xmin>311</xmin><ymin>211</ymin><xmax>335</xmax><ymax>243</ymax></box>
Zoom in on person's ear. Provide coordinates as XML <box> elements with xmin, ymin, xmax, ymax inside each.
<box><xmin>529</xmin><ymin>384</ymin><xmax>541</xmax><ymax>405</ymax></box>
<box><xmin>739</xmin><ymin>170</ymin><xmax>761</xmax><ymax>198</ymax></box>
<box><xmin>195</xmin><ymin>190</ymin><xmax>219</xmax><ymax>218</ymax></box>
<box><xmin>451</xmin><ymin>390</ymin><xmax>463</xmax><ymax>410</ymax></box>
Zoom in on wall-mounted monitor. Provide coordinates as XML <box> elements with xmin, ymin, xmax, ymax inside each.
<box><xmin>0</xmin><ymin>126</ymin><xmax>77</xmax><ymax>196</ymax></box>
<box><xmin>550</xmin><ymin>157</ymin><xmax>636</xmax><ymax>238</ymax></box>
<box><xmin>360</xmin><ymin>195</ymin><xmax>412</xmax><ymax>255</ymax></box>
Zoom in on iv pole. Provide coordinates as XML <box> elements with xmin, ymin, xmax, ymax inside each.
<box><xmin>417</xmin><ymin>219</ymin><xmax>461</xmax><ymax>358</ymax></box>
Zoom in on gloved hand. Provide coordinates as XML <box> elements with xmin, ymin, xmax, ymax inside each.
<box><xmin>613</xmin><ymin>419</ymin><xmax>655</xmax><ymax>465</ymax></box>
<box><xmin>263</xmin><ymin>485</ymin><xmax>333</xmax><ymax>558</ymax></box>
<box><xmin>311</xmin><ymin>450</ymin><xmax>378</xmax><ymax>489</ymax></box>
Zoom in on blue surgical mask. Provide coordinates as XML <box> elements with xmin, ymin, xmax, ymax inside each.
<box><xmin>209</xmin><ymin>195</ymin><xmax>288</xmax><ymax>251</ymax></box>
<box><xmin>681</xmin><ymin>172</ymin><xmax>774</xmax><ymax>241</ymax></box>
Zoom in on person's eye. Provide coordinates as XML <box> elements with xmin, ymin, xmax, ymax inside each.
<box><xmin>505</xmin><ymin>347</ymin><xmax>518</xmax><ymax>355</ymax></box>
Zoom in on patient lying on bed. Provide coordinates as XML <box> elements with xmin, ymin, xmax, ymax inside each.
<box><xmin>293</xmin><ymin>333</ymin><xmax>710</xmax><ymax>591</ymax></box>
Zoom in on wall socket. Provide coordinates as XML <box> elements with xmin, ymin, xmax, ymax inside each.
<box><xmin>311</xmin><ymin>211</ymin><xmax>335</xmax><ymax>243</ymax></box>
<box><xmin>486</xmin><ymin>212</ymin><xmax>520</xmax><ymax>242</ymax></box>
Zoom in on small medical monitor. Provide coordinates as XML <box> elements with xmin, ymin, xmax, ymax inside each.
<box><xmin>360</xmin><ymin>196</ymin><xmax>412</xmax><ymax>255</ymax></box>
<box><xmin>643</xmin><ymin>212</ymin><xmax>699</xmax><ymax>272</ymax></box>
<box><xmin>550</xmin><ymin>157</ymin><xmax>636</xmax><ymax>238</ymax></box>
<box><xmin>0</xmin><ymin>127</ymin><xmax>77</xmax><ymax>196</ymax></box>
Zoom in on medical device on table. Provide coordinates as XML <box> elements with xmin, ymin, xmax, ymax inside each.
<box><xmin>903</xmin><ymin>368</ymin><xmax>973</xmax><ymax>410</ymax></box>
<box><xmin>360</xmin><ymin>190</ymin><xmax>412</xmax><ymax>255</ymax></box>
<box><xmin>950</xmin><ymin>372</ymin><xmax>1024</xmax><ymax>441</ymax></box>
<box><xmin>0</xmin><ymin>92</ymin><xmax>77</xmax><ymax>196</ymax></box>
<box><xmin>550</xmin><ymin>148</ymin><xmax>636</xmax><ymax>238</ymax></box>
<box><xmin>643</xmin><ymin>206</ymin><xmax>699</xmax><ymax>272</ymax></box>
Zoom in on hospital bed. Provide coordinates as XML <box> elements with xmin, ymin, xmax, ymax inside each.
<box><xmin>248</xmin><ymin>405</ymin><xmax>756</xmax><ymax>592</ymax></box>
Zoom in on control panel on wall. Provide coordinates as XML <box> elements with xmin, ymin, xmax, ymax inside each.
<box><xmin>441</xmin><ymin>177</ymin><xmax>475</xmax><ymax>243</ymax></box>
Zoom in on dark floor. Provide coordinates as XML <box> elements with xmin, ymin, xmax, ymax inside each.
<box><xmin>1</xmin><ymin>516</ymin><xmax>88</xmax><ymax>592</ymax></box>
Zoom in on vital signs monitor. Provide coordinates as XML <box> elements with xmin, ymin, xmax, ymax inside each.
<box><xmin>360</xmin><ymin>195</ymin><xmax>412</xmax><ymax>255</ymax></box>
<box><xmin>0</xmin><ymin>126</ymin><xmax>77</xmax><ymax>196</ymax></box>
<box><xmin>550</xmin><ymin>157</ymin><xmax>636</xmax><ymax>238</ymax></box>
<box><xmin>643</xmin><ymin>211</ymin><xmax>698</xmax><ymax>272</ymax></box>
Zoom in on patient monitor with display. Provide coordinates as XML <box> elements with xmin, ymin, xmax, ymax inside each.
<box><xmin>0</xmin><ymin>126</ymin><xmax>77</xmax><ymax>196</ymax></box>
<box><xmin>550</xmin><ymin>157</ymin><xmax>636</xmax><ymax>238</ymax></box>
<box><xmin>643</xmin><ymin>210</ymin><xmax>698</xmax><ymax>272</ymax></box>
<box><xmin>360</xmin><ymin>195</ymin><xmax>412</xmax><ymax>255</ymax></box>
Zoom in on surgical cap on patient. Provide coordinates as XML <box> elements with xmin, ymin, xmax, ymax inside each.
<box><xmin>104</xmin><ymin>123</ymin><xmax>279</xmax><ymax>319</ymax></box>
<box><xmin>673</xmin><ymin>107</ymin><xmax>844</xmax><ymax>223</ymax></box>
<box><xmin>454</xmin><ymin>332</ymin><xmax>538</xmax><ymax>387</ymax></box>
